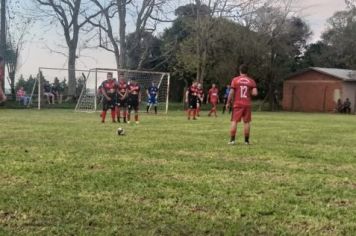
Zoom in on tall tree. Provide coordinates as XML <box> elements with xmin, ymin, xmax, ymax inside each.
<box><xmin>88</xmin><ymin>0</ymin><xmax>168</xmax><ymax>70</ymax></box>
<box><xmin>0</xmin><ymin>0</ymin><xmax>6</xmax><ymax>93</ymax></box>
<box><xmin>250</xmin><ymin>2</ymin><xmax>311</xmax><ymax>110</ymax></box>
<box><xmin>35</xmin><ymin>0</ymin><xmax>101</xmax><ymax>98</ymax></box>
<box><xmin>117</xmin><ymin>0</ymin><xmax>128</xmax><ymax>69</ymax></box>
<box><xmin>172</xmin><ymin>0</ymin><xmax>262</xmax><ymax>85</ymax></box>
<box><xmin>321</xmin><ymin>8</ymin><xmax>356</xmax><ymax>69</ymax></box>
<box><xmin>5</xmin><ymin>1</ymin><xmax>33</xmax><ymax>100</ymax></box>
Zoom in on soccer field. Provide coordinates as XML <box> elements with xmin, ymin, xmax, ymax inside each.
<box><xmin>0</xmin><ymin>110</ymin><xmax>356</xmax><ymax>235</ymax></box>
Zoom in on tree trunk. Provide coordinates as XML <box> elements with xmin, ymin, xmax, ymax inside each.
<box><xmin>114</xmin><ymin>47</ymin><xmax>120</xmax><ymax>74</ymax></box>
<box><xmin>0</xmin><ymin>0</ymin><xmax>6</xmax><ymax>92</ymax></box>
<box><xmin>9</xmin><ymin>72</ymin><xmax>15</xmax><ymax>100</ymax></box>
<box><xmin>268</xmin><ymin>82</ymin><xmax>274</xmax><ymax>111</ymax></box>
<box><xmin>118</xmin><ymin>0</ymin><xmax>127</xmax><ymax>69</ymax></box>
<box><xmin>67</xmin><ymin>47</ymin><xmax>77</xmax><ymax>98</ymax></box>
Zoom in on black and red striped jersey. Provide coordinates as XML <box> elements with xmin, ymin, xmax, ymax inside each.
<box><xmin>117</xmin><ymin>81</ymin><xmax>127</xmax><ymax>96</ymax></box>
<box><xmin>101</xmin><ymin>79</ymin><xmax>117</xmax><ymax>94</ymax></box>
<box><xmin>128</xmin><ymin>83</ymin><xmax>140</xmax><ymax>96</ymax></box>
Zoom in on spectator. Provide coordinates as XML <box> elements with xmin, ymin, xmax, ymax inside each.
<box><xmin>16</xmin><ymin>87</ymin><xmax>31</xmax><ymax>106</ymax></box>
<box><xmin>343</xmin><ymin>98</ymin><xmax>351</xmax><ymax>114</ymax></box>
<box><xmin>51</xmin><ymin>83</ymin><xmax>59</xmax><ymax>103</ymax></box>
<box><xmin>44</xmin><ymin>81</ymin><xmax>55</xmax><ymax>104</ymax></box>
<box><xmin>336</xmin><ymin>98</ymin><xmax>343</xmax><ymax>113</ymax></box>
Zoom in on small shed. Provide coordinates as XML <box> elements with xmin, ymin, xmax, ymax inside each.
<box><xmin>283</xmin><ymin>67</ymin><xmax>356</xmax><ymax>113</ymax></box>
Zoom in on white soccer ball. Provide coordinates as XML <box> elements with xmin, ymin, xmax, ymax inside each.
<box><xmin>117</xmin><ymin>127</ymin><xmax>125</xmax><ymax>136</ymax></box>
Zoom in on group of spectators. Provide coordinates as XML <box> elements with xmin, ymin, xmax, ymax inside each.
<box><xmin>336</xmin><ymin>98</ymin><xmax>352</xmax><ymax>114</ymax></box>
<box><xmin>15</xmin><ymin>80</ymin><xmax>64</xmax><ymax>106</ymax></box>
<box><xmin>43</xmin><ymin>81</ymin><xmax>63</xmax><ymax>104</ymax></box>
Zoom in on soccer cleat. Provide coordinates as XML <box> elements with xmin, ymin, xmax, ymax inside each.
<box><xmin>228</xmin><ymin>141</ymin><xmax>236</xmax><ymax>145</ymax></box>
<box><xmin>101</xmin><ymin>120</ymin><xmax>105</xmax><ymax>123</ymax></box>
<box><xmin>244</xmin><ymin>141</ymin><xmax>250</xmax><ymax>145</ymax></box>
<box><xmin>127</xmin><ymin>121</ymin><xmax>130</xmax><ymax>124</ymax></box>
<box><xmin>135</xmin><ymin>121</ymin><xmax>140</xmax><ymax>124</ymax></box>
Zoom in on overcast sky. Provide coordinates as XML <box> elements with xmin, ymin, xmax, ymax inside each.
<box><xmin>10</xmin><ymin>0</ymin><xmax>347</xmax><ymax>85</ymax></box>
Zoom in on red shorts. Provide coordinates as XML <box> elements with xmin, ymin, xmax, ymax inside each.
<box><xmin>231</xmin><ymin>106</ymin><xmax>252</xmax><ymax>123</ymax></box>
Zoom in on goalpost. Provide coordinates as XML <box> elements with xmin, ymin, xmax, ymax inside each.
<box><xmin>32</xmin><ymin>67</ymin><xmax>170</xmax><ymax>113</ymax></box>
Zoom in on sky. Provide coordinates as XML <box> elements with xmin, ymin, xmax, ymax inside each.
<box><xmin>7</xmin><ymin>0</ymin><xmax>348</xmax><ymax>86</ymax></box>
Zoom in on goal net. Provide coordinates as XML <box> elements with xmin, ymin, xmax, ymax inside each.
<box><xmin>32</xmin><ymin>67</ymin><xmax>170</xmax><ymax>112</ymax></box>
<box><xmin>76</xmin><ymin>68</ymin><xmax>170</xmax><ymax>113</ymax></box>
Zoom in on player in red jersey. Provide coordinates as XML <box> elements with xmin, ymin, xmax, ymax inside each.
<box><xmin>127</xmin><ymin>80</ymin><xmax>141</xmax><ymax>124</ymax></box>
<box><xmin>206</xmin><ymin>83</ymin><xmax>219</xmax><ymax>117</ymax></box>
<box><xmin>226</xmin><ymin>64</ymin><xmax>258</xmax><ymax>145</ymax></box>
<box><xmin>0</xmin><ymin>56</ymin><xmax>6</xmax><ymax>103</ymax></box>
<box><xmin>116</xmin><ymin>73</ymin><xmax>128</xmax><ymax>123</ymax></box>
<box><xmin>196</xmin><ymin>83</ymin><xmax>204</xmax><ymax>117</ymax></box>
<box><xmin>185</xmin><ymin>81</ymin><xmax>198</xmax><ymax>120</ymax></box>
<box><xmin>100</xmin><ymin>72</ymin><xmax>118</xmax><ymax>123</ymax></box>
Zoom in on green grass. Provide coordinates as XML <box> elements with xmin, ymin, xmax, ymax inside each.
<box><xmin>0</xmin><ymin>109</ymin><xmax>356</xmax><ymax>235</ymax></box>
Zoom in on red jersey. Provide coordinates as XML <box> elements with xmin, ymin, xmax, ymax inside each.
<box><xmin>117</xmin><ymin>81</ymin><xmax>127</xmax><ymax>96</ymax></box>
<box><xmin>208</xmin><ymin>88</ymin><xmax>219</xmax><ymax>103</ymax></box>
<box><xmin>230</xmin><ymin>75</ymin><xmax>256</xmax><ymax>107</ymax></box>
<box><xmin>128</xmin><ymin>84</ymin><xmax>140</xmax><ymax>96</ymax></box>
<box><xmin>101</xmin><ymin>79</ymin><xmax>117</xmax><ymax>94</ymax></box>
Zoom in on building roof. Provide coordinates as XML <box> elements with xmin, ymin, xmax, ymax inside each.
<box><xmin>287</xmin><ymin>67</ymin><xmax>356</xmax><ymax>82</ymax></box>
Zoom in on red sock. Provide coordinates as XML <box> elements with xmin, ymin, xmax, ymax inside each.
<box><xmin>101</xmin><ymin>111</ymin><xmax>107</xmax><ymax>122</ymax></box>
<box><xmin>193</xmin><ymin>109</ymin><xmax>197</xmax><ymax>118</ymax></box>
<box><xmin>135</xmin><ymin>114</ymin><xmax>139</xmax><ymax>121</ymax></box>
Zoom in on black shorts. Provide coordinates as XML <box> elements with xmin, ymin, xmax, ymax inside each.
<box><xmin>128</xmin><ymin>96</ymin><xmax>139</xmax><ymax>110</ymax></box>
<box><xmin>103</xmin><ymin>93</ymin><xmax>117</xmax><ymax>111</ymax></box>
<box><xmin>189</xmin><ymin>97</ymin><xmax>197</xmax><ymax>109</ymax></box>
<box><xmin>117</xmin><ymin>97</ymin><xmax>128</xmax><ymax>108</ymax></box>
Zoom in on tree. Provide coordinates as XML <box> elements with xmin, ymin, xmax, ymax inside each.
<box><xmin>249</xmin><ymin>3</ymin><xmax>311</xmax><ymax>110</ymax></box>
<box><xmin>166</xmin><ymin>0</ymin><xmax>263</xmax><ymax>85</ymax></box>
<box><xmin>86</xmin><ymin>0</ymin><xmax>122</xmax><ymax>71</ymax></box>
<box><xmin>345</xmin><ymin>0</ymin><xmax>356</xmax><ymax>9</ymax></box>
<box><xmin>5</xmin><ymin>1</ymin><xmax>32</xmax><ymax>100</ymax></box>
<box><xmin>34</xmin><ymin>0</ymin><xmax>101</xmax><ymax>98</ymax></box>
<box><xmin>321</xmin><ymin>8</ymin><xmax>356</xmax><ymax>69</ymax></box>
<box><xmin>0</xmin><ymin>0</ymin><xmax>6</xmax><ymax>93</ymax></box>
<box><xmin>87</xmin><ymin>0</ymin><xmax>169</xmax><ymax>71</ymax></box>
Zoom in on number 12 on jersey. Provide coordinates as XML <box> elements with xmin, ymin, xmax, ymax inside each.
<box><xmin>240</xmin><ymin>85</ymin><xmax>248</xmax><ymax>98</ymax></box>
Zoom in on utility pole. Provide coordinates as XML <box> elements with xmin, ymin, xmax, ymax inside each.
<box><xmin>0</xmin><ymin>0</ymin><xmax>6</xmax><ymax>92</ymax></box>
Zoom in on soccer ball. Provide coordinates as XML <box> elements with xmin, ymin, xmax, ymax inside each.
<box><xmin>117</xmin><ymin>127</ymin><xmax>125</xmax><ymax>136</ymax></box>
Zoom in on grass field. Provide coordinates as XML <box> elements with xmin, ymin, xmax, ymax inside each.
<box><xmin>0</xmin><ymin>109</ymin><xmax>356</xmax><ymax>235</ymax></box>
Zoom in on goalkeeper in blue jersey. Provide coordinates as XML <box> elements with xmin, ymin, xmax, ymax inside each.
<box><xmin>146</xmin><ymin>82</ymin><xmax>159</xmax><ymax>114</ymax></box>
